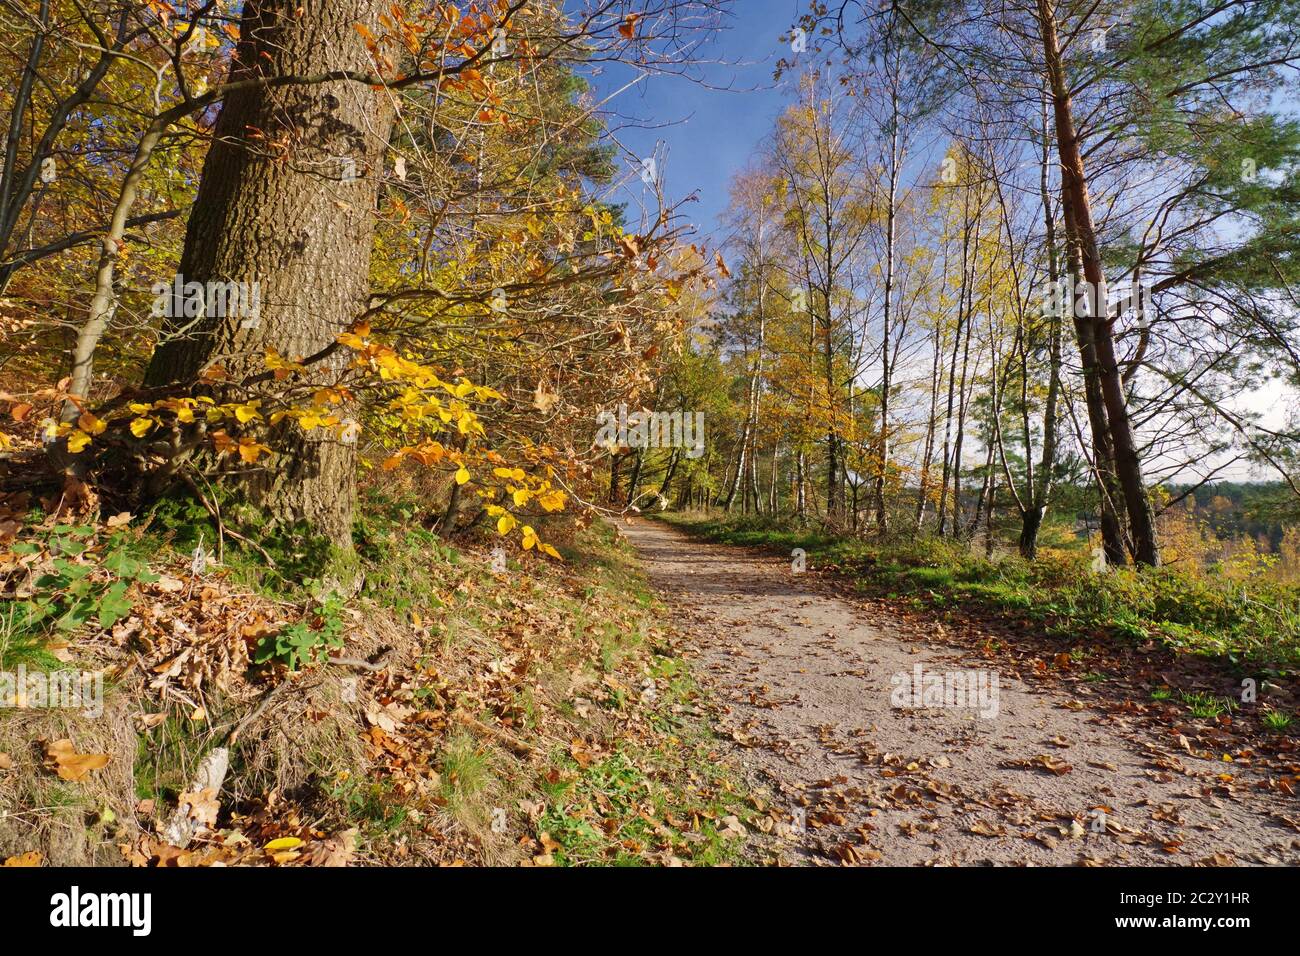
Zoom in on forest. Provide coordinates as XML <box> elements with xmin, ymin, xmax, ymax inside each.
<box><xmin>0</xmin><ymin>0</ymin><xmax>1297</xmax><ymax>890</ymax></box>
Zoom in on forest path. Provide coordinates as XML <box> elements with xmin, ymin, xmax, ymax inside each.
<box><xmin>620</xmin><ymin>518</ymin><xmax>1300</xmax><ymax>866</ymax></box>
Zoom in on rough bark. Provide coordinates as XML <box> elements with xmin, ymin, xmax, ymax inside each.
<box><xmin>144</xmin><ymin>0</ymin><xmax>396</xmax><ymax>544</ymax></box>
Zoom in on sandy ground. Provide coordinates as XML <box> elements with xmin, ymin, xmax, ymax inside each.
<box><xmin>621</xmin><ymin>518</ymin><xmax>1300</xmax><ymax>867</ymax></box>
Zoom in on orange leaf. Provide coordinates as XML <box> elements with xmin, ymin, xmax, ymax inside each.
<box><xmin>43</xmin><ymin>739</ymin><xmax>110</xmax><ymax>782</ymax></box>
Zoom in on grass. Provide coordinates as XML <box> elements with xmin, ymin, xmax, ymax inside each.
<box><xmin>659</xmin><ymin>511</ymin><xmax>1300</xmax><ymax>674</ymax></box>
<box><xmin>536</xmin><ymin>726</ymin><xmax>750</xmax><ymax>867</ymax></box>
<box><xmin>1180</xmin><ymin>690</ymin><xmax>1236</xmax><ymax>719</ymax></box>
<box><xmin>438</xmin><ymin>732</ymin><xmax>495</xmax><ymax>823</ymax></box>
<box><xmin>1263</xmin><ymin>709</ymin><xmax>1294</xmax><ymax>732</ymax></box>
<box><xmin>0</xmin><ymin>604</ymin><xmax>61</xmax><ymax>670</ymax></box>
<box><xmin>2</xmin><ymin>483</ymin><xmax>757</xmax><ymax>865</ymax></box>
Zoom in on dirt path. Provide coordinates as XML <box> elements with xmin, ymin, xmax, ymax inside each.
<box><xmin>621</xmin><ymin>519</ymin><xmax>1300</xmax><ymax>867</ymax></box>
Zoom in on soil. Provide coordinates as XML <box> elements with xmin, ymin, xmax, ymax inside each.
<box><xmin>621</xmin><ymin>518</ymin><xmax>1300</xmax><ymax>867</ymax></box>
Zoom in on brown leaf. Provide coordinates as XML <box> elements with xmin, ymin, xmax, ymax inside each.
<box><xmin>303</xmin><ymin>829</ymin><xmax>356</xmax><ymax>867</ymax></box>
<box><xmin>1002</xmin><ymin>754</ymin><xmax>1072</xmax><ymax>776</ymax></box>
<box><xmin>178</xmin><ymin>787</ymin><xmax>220</xmax><ymax>831</ymax></box>
<box><xmin>3</xmin><ymin>851</ymin><xmax>42</xmax><ymax>866</ymax></box>
<box><xmin>43</xmin><ymin>739</ymin><xmax>110</xmax><ymax>781</ymax></box>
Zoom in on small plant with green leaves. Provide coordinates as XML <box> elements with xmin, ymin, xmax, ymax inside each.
<box><xmin>253</xmin><ymin>594</ymin><xmax>346</xmax><ymax>671</ymax></box>
<box><xmin>4</xmin><ymin>524</ymin><xmax>157</xmax><ymax>657</ymax></box>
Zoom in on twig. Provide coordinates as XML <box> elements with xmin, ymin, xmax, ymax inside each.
<box><xmin>220</xmin><ymin>678</ymin><xmax>295</xmax><ymax>747</ymax></box>
<box><xmin>327</xmin><ymin>647</ymin><xmax>394</xmax><ymax>672</ymax></box>
<box><xmin>451</xmin><ymin>708</ymin><xmax>536</xmax><ymax>757</ymax></box>
<box><xmin>179</xmin><ymin>470</ymin><xmax>276</xmax><ymax>567</ymax></box>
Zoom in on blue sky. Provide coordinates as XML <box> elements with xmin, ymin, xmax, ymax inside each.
<box><xmin>586</xmin><ymin>0</ymin><xmax>809</xmax><ymax>245</ymax></box>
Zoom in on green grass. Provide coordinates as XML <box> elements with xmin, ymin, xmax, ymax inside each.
<box><xmin>1180</xmin><ymin>690</ymin><xmax>1236</xmax><ymax>719</ymax></box>
<box><xmin>328</xmin><ymin>775</ymin><xmax>410</xmax><ymax>838</ymax></box>
<box><xmin>537</xmin><ymin>738</ymin><xmax>749</xmax><ymax>866</ymax></box>
<box><xmin>1262</xmin><ymin>709</ymin><xmax>1294</xmax><ymax>731</ymax></box>
<box><xmin>0</xmin><ymin>604</ymin><xmax>61</xmax><ymax>670</ymax></box>
<box><xmin>438</xmin><ymin>732</ymin><xmax>495</xmax><ymax>823</ymax></box>
<box><xmin>660</xmin><ymin>512</ymin><xmax>1300</xmax><ymax>674</ymax></box>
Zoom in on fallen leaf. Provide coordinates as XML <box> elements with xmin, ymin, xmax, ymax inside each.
<box><xmin>263</xmin><ymin>836</ymin><xmax>304</xmax><ymax>852</ymax></box>
<box><xmin>43</xmin><ymin>739</ymin><xmax>110</xmax><ymax>781</ymax></box>
<box><xmin>178</xmin><ymin>787</ymin><xmax>220</xmax><ymax>831</ymax></box>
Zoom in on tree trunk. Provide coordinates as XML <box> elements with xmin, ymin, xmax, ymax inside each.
<box><xmin>722</xmin><ymin>423</ymin><xmax>748</xmax><ymax>512</ymax></box>
<box><xmin>768</xmin><ymin>442</ymin><xmax>779</xmax><ymax>513</ymax></box>
<box><xmin>608</xmin><ymin>451</ymin><xmax>624</xmax><ymax>504</ymax></box>
<box><xmin>874</xmin><ymin>93</ymin><xmax>899</xmax><ymax>534</ymax></box>
<box><xmin>1037</xmin><ymin>0</ymin><xmax>1159</xmax><ymax>566</ymax></box>
<box><xmin>626</xmin><ymin>447</ymin><xmax>645</xmax><ymax>507</ymax></box>
<box><xmin>1019</xmin><ymin>505</ymin><xmax>1045</xmax><ymax>559</ymax></box>
<box><xmin>144</xmin><ymin>0</ymin><xmax>395</xmax><ymax>545</ymax></box>
<box><xmin>657</xmin><ymin>447</ymin><xmax>680</xmax><ymax>502</ymax></box>
<box><xmin>1060</xmin><ymin>197</ymin><xmax>1128</xmax><ymax>566</ymax></box>
<box><xmin>795</xmin><ymin>448</ymin><xmax>807</xmax><ymax>521</ymax></box>
<box><xmin>1021</xmin><ymin>93</ymin><xmax>1063</xmax><ymax>561</ymax></box>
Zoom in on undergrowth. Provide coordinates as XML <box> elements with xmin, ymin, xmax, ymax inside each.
<box><xmin>1</xmin><ymin>488</ymin><xmax>753</xmax><ymax>866</ymax></box>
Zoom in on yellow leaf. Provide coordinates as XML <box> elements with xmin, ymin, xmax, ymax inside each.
<box><xmin>455</xmin><ymin>466</ymin><xmax>470</xmax><ymax>485</ymax></box>
<box><xmin>521</xmin><ymin>526</ymin><xmax>538</xmax><ymax>551</ymax></box>
<box><xmin>129</xmin><ymin>417</ymin><xmax>153</xmax><ymax>438</ymax></box>
<box><xmin>512</xmin><ymin>488</ymin><xmax>531</xmax><ymax>507</ymax></box>
<box><xmin>77</xmin><ymin>412</ymin><xmax>106</xmax><ymax>435</ymax></box>
<box><xmin>497</xmin><ymin>513</ymin><xmax>517</xmax><ymax>535</ymax></box>
<box><xmin>263</xmin><ymin>837</ymin><xmax>303</xmax><ymax>852</ymax></box>
<box><xmin>238</xmin><ymin>437</ymin><xmax>269</xmax><ymax>463</ymax></box>
<box><xmin>538</xmin><ymin>491</ymin><xmax>566</xmax><ymax>512</ymax></box>
<box><xmin>540</xmin><ymin>543</ymin><xmax>561</xmax><ymax>560</ymax></box>
<box><xmin>65</xmin><ymin>430</ymin><xmax>92</xmax><ymax>454</ymax></box>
